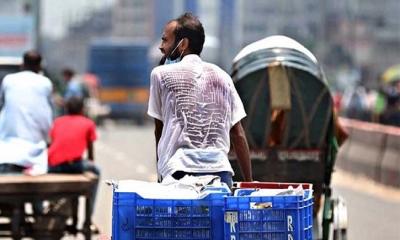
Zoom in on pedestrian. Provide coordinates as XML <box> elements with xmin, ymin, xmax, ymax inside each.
<box><xmin>0</xmin><ymin>50</ymin><xmax>52</xmax><ymax>175</ymax></box>
<box><xmin>148</xmin><ymin>13</ymin><xmax>253</xmax><ymax>187</ymax></box>
<box><xmin>380</xmin><ymin>86</ymin><xmax>400</xmax><ymax>126</ymax></box>
<box><xmin>62</xmin><ymin>68</ymin><xmax>89</xmax><ymax>101</ymax></box>
<box><xmin>47</xmin><ymin>96</ymin><xmax>100</xmax><ymax>233</ymax></box>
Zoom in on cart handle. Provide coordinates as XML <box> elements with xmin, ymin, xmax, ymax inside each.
<box><xmin>234</xmin><ymin>181</ymin><xmax>313</xmax><ymax>190</ymax></box>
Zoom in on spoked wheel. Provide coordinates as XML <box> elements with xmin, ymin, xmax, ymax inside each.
<box><xmin>331</xmin><ymin>197</ymin><xmax>348</xmax><ymax>240</ymax></box>
<box><xmin>333</xmin><ymin>228</ymin><xmax>347</xmax><ymax>240</ymax></box>
<box><xmin>322</xmin><ymin>195</ymin><xmax>348</xmax><ymax>240</ymax></box>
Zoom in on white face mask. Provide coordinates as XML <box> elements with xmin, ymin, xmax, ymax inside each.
<box><xmin>164</xmin><ymin>39</ymin><xmax>184</xmax><ymax>65</ymax></box>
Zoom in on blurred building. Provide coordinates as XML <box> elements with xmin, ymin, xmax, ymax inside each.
<box><xmin>218</xmin><ymin>0</ymin><xmax>323</xmax><ymax>70</ymax></box>
<box><xmin>40</xmin><ymin>0</ymin><xmax>400</xmax><ymax>87</ymax></box>
<box><xmin>325</xmin><ymin>0</ymin><xmax>400</xmax><ymax>87</ymax></box>
<box><xmin>153</xmin><ymin>0</ymin><xmax>175</xmax><ymax>41</ymax></box>
<box><xmin>111</xmin><ymin>0</ymin><xmax>201</xmax><ymax>41</ymax></box>
<box><xmin>217</xmin><ymin>0</ymin><xmax>400</xmax><ymax>85</ymax></box>
<box><xmin>235</xmin><ymin>0</ymin><xmax>322</xmax><ymax>47</ymax></box>
<box><xmin>42</xmin><ymin>7</ymin><xmax>112</xmax><ymax>73</ymax></box>
<box><xmin>112</xmin><ymin>0</ymin><xmax>153</xmax><ymax>40</ymax></box>
<box><xmin>0</xmin><ymin>0</ymin><xmax>39</xmax><ymax>56</ymax></box>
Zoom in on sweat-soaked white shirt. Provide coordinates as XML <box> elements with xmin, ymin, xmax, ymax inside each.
<box><xmin>148</xmin><ymin>54</ymin><xmax>246</xmax><ymax>179</ymax></box>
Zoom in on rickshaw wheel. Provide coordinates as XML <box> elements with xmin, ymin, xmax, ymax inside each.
<box><xmin>322</xmin><ymin>195</ymin><xmax>348</xmax><ymax>240</ymax></box>
<box><xmin>333</xmin><ymin>229</ymin><xmax>347</xmax><ymax>240</ymax></box>
<box><xmin>331</xmin><ymin>197</ymin><xmax>348</xmax><ymax>240</ymax></box>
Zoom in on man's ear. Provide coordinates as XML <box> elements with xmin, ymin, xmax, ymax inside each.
<box><xmin>180</xmin><ymin>38</ymin><xmax>189</xmax><ymax>53</ymax></box>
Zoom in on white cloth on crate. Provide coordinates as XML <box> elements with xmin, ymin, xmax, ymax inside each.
<box><xmin>114</xmin><ymin>176</ymin><xmax>228</xmax><ymax>199</ymax></box>
<box><xmin>0</xmin><ymin>71</ymin><xmax>53</xmax><ymax>173</ymax></box>
<box><xmin>0</xmin><ymin>138</ymin><xmax>48</xmax><ymax>175</ymax></box>
<box><xmin>148</xmin><ymin>54</ymin><xmax>246</xmax><ymax>179</ymax></box>
<box><xmin>161</xmin><ymin>174</ymin><xmax>222</xmax><ymax>192</ymax></box>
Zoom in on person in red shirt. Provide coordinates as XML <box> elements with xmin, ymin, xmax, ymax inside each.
<box><xmin>48</xmin><ymin>96</ymin><xmax>100</xmax><ymax>234</ymax></box>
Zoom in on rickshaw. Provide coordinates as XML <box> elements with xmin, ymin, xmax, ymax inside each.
<box><xmin>229</xmin><ymin>35</ymin><xmax>348</xmax><ymax>240</ymax></box>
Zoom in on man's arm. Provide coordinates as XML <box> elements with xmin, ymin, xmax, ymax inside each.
<box><xmin>87</xmin><ymin>141</ymin><xmax>94</xmax><ymax>161</ymax></box>
<box><xmin>154</xmin><ymin>119</ymin><xmax>163</xmax><ymax>162</ymax></box>
<box><xmin>230</xmin><ymin>122</ymin><xmax>253</xmax><ymax>181</ymax></box>
<box><xmin>333</xmin><ymin>111</ymin><xmax>348</xmax><ymax>146</ymax></box>
<box><xmin>0</xmin><ymin>78</ymin><xmax>5</xmax><ymax>111</ymax></box>
<box><xmin>0</xmin><ymin>88</ymin><xmax>4</xmax><ymax>110</ymax></box>
<box><xmin>154</xmin><ymin>119</ymin><xmax>163</xmax><ymax>182</ymax></box>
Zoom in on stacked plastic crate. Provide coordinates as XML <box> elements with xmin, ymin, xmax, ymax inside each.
<box><xmin>224</xmin><ymin>188</ymin><xmax>313</xmax><ymax>240</ymax></box>
<box><xmin>111</xmin><ymin>181</ymin><xmax>313</xmax><ymax>240</ymax></box>
<box><xmin>112</xmin><ymin>183</ymin><xmax>229</xmax><ymax>240</ymax></box>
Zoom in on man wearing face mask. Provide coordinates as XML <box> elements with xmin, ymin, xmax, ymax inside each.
<box><xmin>148</xmin><ymin>13</ymin><xmax>252</xmax><ymax>187</ymax></box>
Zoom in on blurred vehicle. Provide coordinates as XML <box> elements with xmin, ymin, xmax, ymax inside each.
<box><xmin>381</xmin><ymin>64</ymin><xmax>400</xmax><ymax>85</ymax></box>
<box><xmin>88</xmin><ymin>39</ymin><xmax>150</xmax><ymax>124</ymax></box>
<box><xmin>0</xmin><ymin>0</ymin><xmax>39</xmax><ymax>57</ymax></box>
<box><xmin>81</xmin><ymin>73</ymin><xmax>110</xmax><ymax>124</ymax></box>
<box><xmin>0</xmin><ymin>57</ymin><xmax>22</xmax><ymax>85</ymax></box>
<box><xmin>229</xmin><ymin>35</ymin><xmax>348</xmax><ymax>240</ymax></box>
<box><xmin>341</xmin><ymin>85</ymin><xmax>370</xmax><ymax>121</ymax></box>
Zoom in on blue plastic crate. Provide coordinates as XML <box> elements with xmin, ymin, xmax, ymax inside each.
<box><xmin>224</xmin><ymin>190</ymin><xmax>313</xmax><ymax>240</ymax></box>
<box><xmin>112</xmin><ymin>191</ymin><xmax>228</xmax><ymax>240</ymax></box>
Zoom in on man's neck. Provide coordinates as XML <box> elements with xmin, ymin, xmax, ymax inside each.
<box><xmin>22</xmin><ymin>68</ymin><xmax>39</xmax><ymax>73</ymax></box>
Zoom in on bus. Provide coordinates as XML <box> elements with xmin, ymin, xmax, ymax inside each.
<box><xmin>88</xmin><ymin>39</ymin><xmax>150</xmax><ymax>124</ymax></box>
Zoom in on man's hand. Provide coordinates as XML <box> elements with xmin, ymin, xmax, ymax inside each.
<box><xmin>23</xmin><ymin>167</ymin><xmax>45</xmax><ymax>176</ymax></box>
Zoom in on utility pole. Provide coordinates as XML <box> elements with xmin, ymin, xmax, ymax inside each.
<box><xmin>319</xmin><ymin>0</ymin><xmax>327</xmax><ymax>67</ymax></box>
<box><xmin>33</xmin><ymin>0</ymin><xmax>41</xmax><ymax>52</ymax></box>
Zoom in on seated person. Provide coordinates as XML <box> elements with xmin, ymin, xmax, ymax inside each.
<box><xmin>48</xmin><ymin>96</ymin><xmax>100</xmax><ymax>233</ymax></box>
<box><xmin>0</xmin><ymin>51</ymin><xmax>52</xmax><ymax>175</ymax></box>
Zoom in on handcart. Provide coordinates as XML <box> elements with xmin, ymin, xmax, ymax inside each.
<box><xmin>229</xmin><ymin>35</ymin><xmax>348</xmax><ymax>240</ymax></box>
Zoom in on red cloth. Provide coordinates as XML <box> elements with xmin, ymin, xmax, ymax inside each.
<box><xmin>48</xmin><ymin>115</ymin><xmax>97</xmax><ymax>167</ymax></box>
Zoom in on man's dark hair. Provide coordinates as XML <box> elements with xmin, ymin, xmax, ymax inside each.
<box><xmin>174</xmin><ymin>12</ymin><xmax>205</xmax><ymax>55</ymax></box>
<box><xmin>65</xmin><ymin>96</ymin><xmax>84</xmax><ymax>115</ymax></box>
<box><xmin>62</xmin><ymin>68</ymin><xmax>75</xmax><ymax>78</ymax></box>
<box><xmin>23</xmin><ymin>50</ymin><xmax>42</xmax><ymax>72</ymax></box>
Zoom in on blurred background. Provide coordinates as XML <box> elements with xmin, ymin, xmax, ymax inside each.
<box><xmin>1</xmin><ymin>0</ymin><xmax>400</xmax><ymax>125</ymax></box>
<box><xmin>0</xmin><ymin>1</ymin><xmax>399</xmax><ymax>239</ymax></box>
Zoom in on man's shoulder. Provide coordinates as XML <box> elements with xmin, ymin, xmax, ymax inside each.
<box><xmin>37</xmin><ymin>73</ymin><xmax>52</xmax><ymax>84</ymax></box>
<box><xmin>12</xmin><ymin>71</ymin><xmax>52</xmax><ymax>84</ymax></box>
<box><xmin>151</xmin><ymin>65</ymin><xmax>164</xmax><ymax>78</ymax></box>
<box><xmin>151</xmin><ymin>65</ymin><xmax>164</xmax><ymax>74</ymax></box>
<box><xmin>3</xmin><ymin>72</ymin><xmax>20</xmax><ymax>81</ymax></box>
<box><xmin>76</xmin><ymin>115</ymin><xmax>96</xmax><ymax>128</ymax></box>
<box><xmin>151</xmin><ymin>64</ymin><xmax>176</xmax><ymax>74</ymax></box>
<box><xmin>203</xmin><ymin>62</ymin><xmax>232</xmax><ymax>81</ymax></box>
<box><xmin>55</xmin><ymin>115</ymin><xmax>95</xmax><ymax>125</ymax></box>
<box><xmin>203</xmin><ymin>61</ymin><xmax>224</xmax><ymax>72</ymax></box>
<box><xmin>151</xmin><ymin>64</ymin><xmax>179</xmax><ymax>81</ymax></box>
<box><xmin>54</xmin><ymin>116</ymin><xmax>95</xmax><ymax>134</ymax></box>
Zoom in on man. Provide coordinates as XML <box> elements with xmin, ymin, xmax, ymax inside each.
<box><xmin>0</xmin><ymin>51</ymin><xmax>53</xmax><ymax>175</ymax></box>
<box><xmin>148</xmin><ymin>13</ymin><xmax>252</xmax><ymax>187</ymax></box>
<box><xmin>48</xmin><ymin>96</ymin><xmax>100</xmax><ymax>233</ymax></box>
<box><xmin>62</xmin><ymin>68</ymin><xmax>88</xmax><ymax>101</ymax></box>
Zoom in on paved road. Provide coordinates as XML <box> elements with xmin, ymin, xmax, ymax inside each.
<box><xmin>93</xmin><ymin>122</ymin><xmax>158</xmax><ymax>238</ymax></box>
<box><xmin>332</xmin><ymin>171</ymin><xmax>400</xmax><ymax>240</ymax></box>
<box><xmin>91</xmin><ymin>122</ymin><xmax>400</xmax><ymax>240</ymax></box>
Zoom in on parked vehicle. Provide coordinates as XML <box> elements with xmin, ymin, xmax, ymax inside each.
<box><xmin>88</xmin><ymin>39</ymin><xmax>150</xmax><ymax>124</ymax></box>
